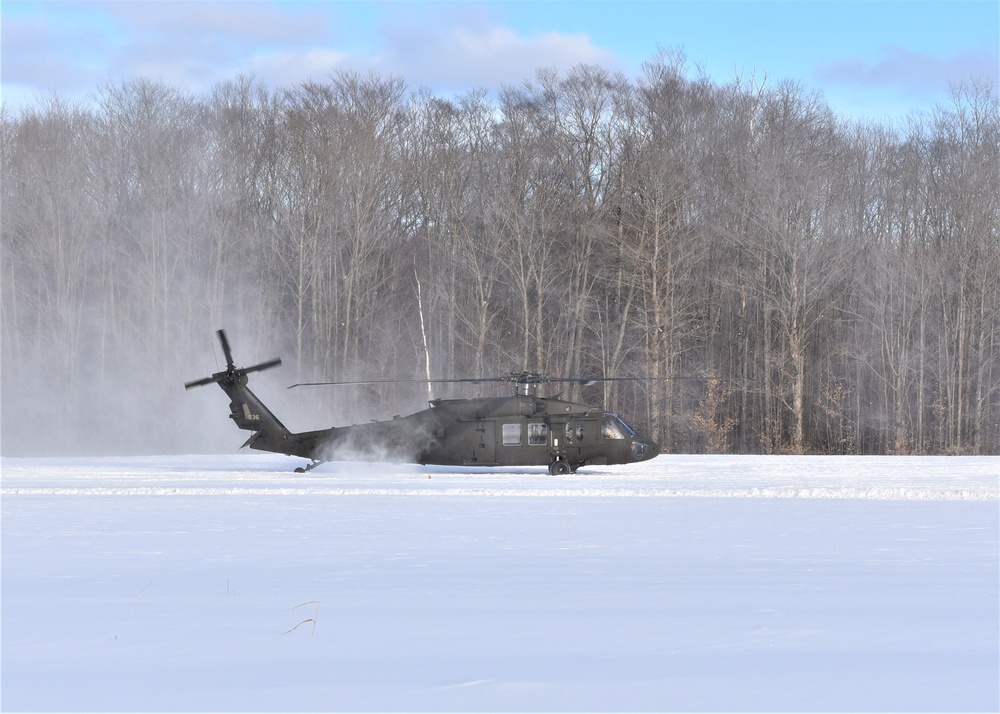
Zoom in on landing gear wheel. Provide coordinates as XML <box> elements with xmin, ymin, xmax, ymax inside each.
<box><xmin>548</xmin><ymin>460</ymin><xmax>571</xmax><ymax>475</ymax></box>
<box><xmin>294</xmin><ymin>461</ymin><xmax>321</xmax><ymax>474</ymax></box>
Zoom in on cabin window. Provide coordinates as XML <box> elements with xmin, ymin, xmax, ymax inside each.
<box><xmin>502</xmin><ymin>423</ymin><xmax>522</xmax><ymax>446</ymax></box>
<box><xmin>528</xmin><ymin>423</ymin><xmax>548</xmax><ymax>445</ymax></box>
<box><xmin>566</xmin><ymin>422</ymin><xmax>584</xmax><ymax>443</ymax></box>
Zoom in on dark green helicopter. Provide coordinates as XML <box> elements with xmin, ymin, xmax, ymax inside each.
<box><xmin>185</xmin><ymin>330</ymin><xmax>659</xmax><ymax>474</ymax></box>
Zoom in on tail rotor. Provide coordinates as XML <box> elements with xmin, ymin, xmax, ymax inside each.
<box><xmin>184</xmin><ymin>329</ymin><xmax>282</xmax><ymax>390</ymax></box>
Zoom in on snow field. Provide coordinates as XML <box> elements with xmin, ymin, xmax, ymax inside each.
<box><xmin>2</xmin><ymin>455</ymin><xmax>998</xmax><ymax>711</ymax></box>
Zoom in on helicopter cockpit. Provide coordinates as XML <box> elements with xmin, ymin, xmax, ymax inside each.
<box><xmin>601</xmin><ymin>413</ymin><xmax>636</xmax><ymax>440</ymax></box>
<box><xmin>601</xmin><ymin>412</ymin><xmax>657</xmax><ymax>462</ymax></box>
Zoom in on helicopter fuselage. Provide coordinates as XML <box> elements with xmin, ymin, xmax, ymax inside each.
<box><xmin>256</xmin><ymin>394</ymin><xmax>657</xmax><ymax>473</ymax></box>
<box><xmin>187</xmin><ymin>330</ymin><xmax>659</xmax><ymax>474</ymax></box>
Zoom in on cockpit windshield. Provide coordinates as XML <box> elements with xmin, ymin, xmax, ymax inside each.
<box><xmin>616</xmin><ymin>417</ymin><xmax>638</xmax><ymax>437</ymax></box>
<box><xmin>601</xmin><ymin>413</ymin><xmax>636</xmax><ymax>440</ymax></box>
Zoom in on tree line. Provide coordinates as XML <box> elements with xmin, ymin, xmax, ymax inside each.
<box><xmin>2</xmin><ymin>54</ymin><xmax>998</xmax><ymax>456</ymax></box>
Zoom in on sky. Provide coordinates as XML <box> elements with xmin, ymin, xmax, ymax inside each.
<box><xmin>1</xmin><ymin>0</ymin><xmax>997</xmax><ymax>124</ymax></box>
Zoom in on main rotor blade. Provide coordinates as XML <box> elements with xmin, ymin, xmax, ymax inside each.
<box><xmin>531</xmin><ymin>375</ymin><xmax>751</xmax><ymax>383</ymax></box>
<box><xmin>287</xmin><ymin>374</ymin><xmax>751</xmax><ymax>390</ymax></box>
<box><xmin>288</xmin><ymin>377</ymin><xmax>502</xmax><ymax>389</ymax></box>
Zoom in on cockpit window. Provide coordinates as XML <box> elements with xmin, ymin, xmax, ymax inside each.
<box><xmin>617</xmin><ymin>417</ymin><xmax>637</xmax><ymax>437</ymax></box>
<box><xmin>601</xmin><ymin>417</ymin><xmax>626</xmax><ymax>440</ymax></box>
<box><xmin>602</xmin><ymin>414</ymin><xmax>636</xmax><ymax>440</ymax></box>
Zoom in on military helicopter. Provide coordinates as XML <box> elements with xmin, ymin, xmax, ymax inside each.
<box><xmin>185</xmin><ymin>330</ymin><xmax>659</xmax><ymax>474</ymax></box>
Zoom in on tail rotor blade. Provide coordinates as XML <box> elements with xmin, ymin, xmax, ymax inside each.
<box><xmin>184</xmin><ymin>375</ymin><xmax>220</xmax><ymax>390</ymax></box>
<box><xmin>243</xmin><ymin>358</ymin><xmax>282</xmax><ymax>376</ymax></box>
<box><xmin>217</xmin><ymin>329</ymin><xmax>234</xmax><ymax>369</ymax></box>
<box><xmin>185</xmin><ymin>330</ymin><xmax>282</xmax><ymax>390</ymax></box>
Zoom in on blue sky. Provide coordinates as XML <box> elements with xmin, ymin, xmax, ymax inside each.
<box><xmin>2</xmin><ymin>0</ymin><xmax>997</xmax><ymax>124</ymax></box>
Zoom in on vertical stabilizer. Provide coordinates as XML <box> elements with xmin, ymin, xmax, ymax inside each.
<box><xmin>219</xmin><ymin>374</ymin><xmax>290</xmax><ymax>436</ymax></box>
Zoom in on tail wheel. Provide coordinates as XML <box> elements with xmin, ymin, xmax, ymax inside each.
<box><xmin>548</xmin><ymin>459</ymin><xmax>571</xmax><ymax>475</ymax></box>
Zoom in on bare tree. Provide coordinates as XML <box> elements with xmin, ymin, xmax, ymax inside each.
<box><xmin>2</xmin><ymin>61</ymin><xmax>997</xmax><ymax>456</ymax></box>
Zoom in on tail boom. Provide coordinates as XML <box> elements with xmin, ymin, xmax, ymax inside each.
<box><xmin>185</xmin><ymin>329</ymin><xmax>321</xmax><ymax>463</ymax></box>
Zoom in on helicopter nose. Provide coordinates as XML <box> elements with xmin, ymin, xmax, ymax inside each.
<box><xmin>631</xmin><ymin>437</ymin><xmax>659</xmax><ymax>462</ymax></box>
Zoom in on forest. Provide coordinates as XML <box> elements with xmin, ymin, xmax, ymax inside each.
<box><xmin>2</xmin><ymin>53</ymin><xmax>998</xmax><ymax>456</ymax></box>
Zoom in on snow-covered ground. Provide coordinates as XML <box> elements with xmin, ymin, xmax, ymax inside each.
<box><xmin>2</xmin><ymin>454</ymin><xmax>998</xmax><ymax>712</ymax></box>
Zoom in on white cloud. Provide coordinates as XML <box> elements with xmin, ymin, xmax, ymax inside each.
<box><xmin>1</xmin><ymin>12</ymin><xmax>102</xmax><ymax>91</ymax></box>
<box><xmin>816</xmin><ymin>45</ymin><xmax>998</xmax><ymax>99</ymax></box>
<box><xmin>1</xmin><ymin>1</ymin><xmax>621</xmax><ymax>110</ymax></box>
<box><xmin>249</xmin><ymin>48</ymin><xmax>352</xmax><ymax>86</ymax></box>
<box><xmin>376</xmin><ymin>21</ymin><xmax>620</xmax><ymax>92</ymax></box>
<box><xmin>106</xmin><ymin>0</ymin><xmax>332</xmax><ymax>43</ymax></box>
<box><xmin>209</xmin><ymin>18</ymin><xmax>621</xmax><ymax>95</ymax></box>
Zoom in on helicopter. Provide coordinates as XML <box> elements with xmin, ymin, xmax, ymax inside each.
<box><xmin>185</xmin><ymin>330</ymin><xmax>659</xmax><ymax>474</ymax></box>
